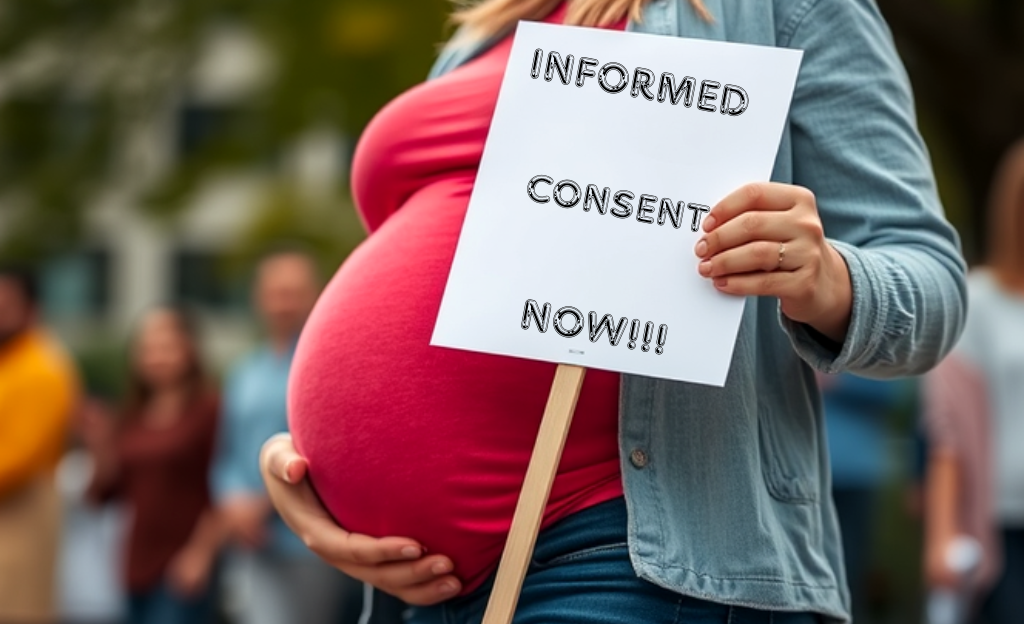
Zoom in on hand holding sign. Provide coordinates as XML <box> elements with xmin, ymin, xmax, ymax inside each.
<box><xmin>431</xmin><ymin>21</ymin><xmax>801</xmax><ymax>624</ymax></box>
<box><xmin>697</xmin><ymin>182</ymin><xmax>854</xmax><ymax>342</ymax></box>
<box><xmin>433</xmin><ymin>23</ymin><xmax>801</xmax><ymax>386</ymax></box>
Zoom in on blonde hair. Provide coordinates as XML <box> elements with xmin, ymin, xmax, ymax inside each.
<box><xmin>452</xmin><ymin>0</ymin><xmax>712</xmax><ymax>40</ymax></box>
<box><xmin>988</xmin><ymin>139</ymin><xmax>1024</xmax><ymax>290</ymax></box>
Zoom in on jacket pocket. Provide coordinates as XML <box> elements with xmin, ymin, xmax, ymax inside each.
<box><xmin>757</xmin><ymin>397</ymin><xmax>820</xmax><ymax>504</ymax></box>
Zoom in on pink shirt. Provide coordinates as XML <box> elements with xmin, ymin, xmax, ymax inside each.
<box><xmin>288</xmin><ymin>7</ymin><xmax>626</xmax><ymax>593</ymax></box>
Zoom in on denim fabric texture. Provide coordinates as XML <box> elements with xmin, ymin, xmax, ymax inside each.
<box><xmin>211</xmin><ymin>343</ymin><xmax>314</xmax><ymax>558</ymax></box>
<box><xmin>408</xmin><ymin>499</ymin><xmax>822</xmax><ymax>624</ymax></box>
<box><xmin>428</xmin><ymin>1</ymin><xmax>967</xmax><ymax>622</ymax></box>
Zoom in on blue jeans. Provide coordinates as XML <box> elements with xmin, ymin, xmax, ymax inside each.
<box><xmin>409</xmin><ymin>498</ymin><xmax>822</xmax><ymax>624</ymax></box>
<box><xmin>127</xmin><ymin>581</ymin><xmax>215</xmax><ymax>624</ymax></box>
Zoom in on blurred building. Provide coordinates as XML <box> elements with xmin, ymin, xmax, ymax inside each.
<box><xmin>18</xmin><ymin>25</ymin><xmax>347</xmax><ymax>367</ymax></box>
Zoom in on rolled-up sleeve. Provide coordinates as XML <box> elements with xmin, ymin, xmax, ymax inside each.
<box><xmin>777</xmin><ymin>0</ymin><xmax>967</xmax><ymax>377</ymax></box>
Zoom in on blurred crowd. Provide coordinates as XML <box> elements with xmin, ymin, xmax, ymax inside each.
<box><xmin>0</xmin><ymin>250</ymin><xmax>405</xmax><ymax>624</ymax></box>
<box><xmin>0</xmin><ymin>145</ymin><xmax>1022</xmax><ymax>624</ymax></box>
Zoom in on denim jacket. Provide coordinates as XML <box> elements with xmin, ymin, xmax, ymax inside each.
<box><xmin>429</xmin><ymin>1</ymin><xmax>967</xmax><ymax>621</ymax></box>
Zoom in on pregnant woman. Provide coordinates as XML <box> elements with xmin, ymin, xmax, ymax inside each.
<box><xmin>263</xmin><ymin>0</ymin><xmax>966</xmax><ymax>622</ymax></box>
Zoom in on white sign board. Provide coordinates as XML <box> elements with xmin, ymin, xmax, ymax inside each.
<box><xmin>431</xmin><ymin>22</ymin><xmax>802</xmax><ymax>386</ymax></box>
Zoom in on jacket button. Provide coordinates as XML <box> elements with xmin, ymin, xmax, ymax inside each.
<box><xmin>629</xmin><ymin>448</ymin><xmax>648</xmax><ymax>469</ymax></box>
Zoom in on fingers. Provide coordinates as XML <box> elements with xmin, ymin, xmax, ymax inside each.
<box><xmin>237</xmin><ymin>524</ymin><xmax>267</xmax><ymax>549</ymax></box>
<box><xmin>699</xmin><ymin>240</ymin><xmax>805</xmax><ymax>277</ymax></box>
<box><xmin>256</xmin><ymin>431</ymin><xmax>459</xmax><ymax>605</ymax></box>
<box><xmin>709</xmin><ymin>270</ymin><xmax>812</xmax><ymax>298</ymax></box>
<box><xmin>704</xmin><ymin>182</ymin><xmax>814</xmax><ymax>231</ymax></box>
<box><xmin>318</xmin><ymin>533</ymin><xmax>425</xmax><ymax>566</ymax></box>
<box><xmin>355</xmin><ymin>555</ymin><xmax>460</xmax><ymax>592</ymax></box>
<box><xmin>260</xmin><ymin>433</ymin><xmax>307</xmax><ymax>484</ymax></box>
<box><xmin>258</xmin><ymin>433</ymin><xmax>428</xmax><ymax>566</ymax></box>
<box><xmin>317</xmin><ymin>552</ymin><xmax>461</xmax><ymax>607</ymax></box>
<box><xmin>322</xmin><ymin>555</ymin><xmax>461</xmax><ymax>606</ymax></box>
<box><xmin>389</xmin><ymin>575</ymin><xmax>463</xmax><ymax>606</ymax></box>
<box><xmin>695</xmin><ymin>211</ymin><xmax>794</xmax><ymax>260</ymax></box>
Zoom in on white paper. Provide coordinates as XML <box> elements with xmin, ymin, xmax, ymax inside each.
<box><xmin>431</xmin><ymin>22</ymin><xmax>802</xmax><ymax>386</ymax></box>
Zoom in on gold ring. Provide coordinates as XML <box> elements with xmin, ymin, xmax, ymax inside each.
<box><xmin>777</xmin><ymin>243</ymin><xmax>786</xmax><ymax>271</ymax></box>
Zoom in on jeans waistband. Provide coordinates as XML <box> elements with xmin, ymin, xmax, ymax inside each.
<box><xmin>529</xmin><ymin>496</ymin><xmax>628</xmax><ymax>567</ymax></box>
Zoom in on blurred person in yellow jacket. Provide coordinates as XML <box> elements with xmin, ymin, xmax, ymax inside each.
<box><xmin>0</xmin><ymin>265</ymin><xmax>78</xmax><ymax>623</ymax></box>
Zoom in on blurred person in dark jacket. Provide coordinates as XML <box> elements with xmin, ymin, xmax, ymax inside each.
<box><xmin>0</xmin><ymin>265</ymin><xmax>78</xmax><ymax>623</ymax></box>
<box><xmin>85</xmin><ymin>307</ymin><xmax>222</xmax><ymax>624</ymax></box>
<box><xmin>211</xmin><ymin>251</ymin><xmax>362</xmax><ymax>624</ymax></box>
<box><xmin>921</xmin><ymin>140</ymin><xmax>1024</xmax><ymax>624</ymax></box>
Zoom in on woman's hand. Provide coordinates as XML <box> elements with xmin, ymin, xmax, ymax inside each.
<box><xmin>77</xmin><ymin>399</ymin><xmax>117</xmax><ymax>452</ymax></box>
<box><xmin>694</xmin><ymin>182</ymin><xmax>853</xmax><ymax>343</ymax></box>
<box><xmin>166</xmin><ymin>545</ymin><xmax>213</xmax><ymax>598</ymax></box>
<box><xmin>259</xmin><ymin>434</ymin><xmax>462</xmax><ymax>605</ymax></box>
<box><xmin>924</xmin><ymin>534</ymin><xmax>961</xmax><ymax>590</ymax></box>
<box><xmin>220</xmin><ymin>494</ymin><xmax>271</xmax><ymax>549</ymax></box>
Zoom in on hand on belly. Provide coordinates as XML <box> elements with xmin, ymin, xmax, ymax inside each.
<box><xmin>260</xmin><ymin>434</ymin><xmax>464</xmax><ymax>605</ymax></box>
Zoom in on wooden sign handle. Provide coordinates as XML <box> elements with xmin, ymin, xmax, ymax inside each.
<box><xmin>481</xmin><ymin>363</ymin><xmax>587</xmax><ymax>624</ymax></box>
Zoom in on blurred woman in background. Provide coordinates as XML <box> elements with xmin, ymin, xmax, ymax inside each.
<box><xmin>922</xmin><ymin>139</ymin><xmax>1024</xmax><ymax>624</ymax></box>
<box><xmin>86</xmin><ymin>307</ymin><xmax>222</xmax><ymax>624</ymax></box>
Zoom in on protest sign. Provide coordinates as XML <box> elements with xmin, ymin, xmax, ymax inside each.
<box><xmin>432</xmin><ymin>21</ymin><xmax>802</xmax><ymax>387</ymax></box>
<box><xmin>429</xmin><ymin>21</ymin><xmax>802</xmax><ymax>624</ymax></box>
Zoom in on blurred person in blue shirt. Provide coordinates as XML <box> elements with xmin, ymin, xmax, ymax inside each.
<box><xmin>820</xmin><ymin>373</ymin><xmax>907</xmax><ymax>620</ymax></box>
<box><xmin>212</xmin><ymin>250</ymin><xmax>361</xmax><ymax>624</ymax></box>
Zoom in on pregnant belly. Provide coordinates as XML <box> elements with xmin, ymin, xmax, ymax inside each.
<box><xmin>288</xmin><ymin>179</ymin><xmax>622</xmax><ymax>592</ymax></box>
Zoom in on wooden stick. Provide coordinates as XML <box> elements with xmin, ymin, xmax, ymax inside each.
<box><xmin>481</xmin><ymin>363</ymin><xmax>587</xmax><ymax>624</ymax></box>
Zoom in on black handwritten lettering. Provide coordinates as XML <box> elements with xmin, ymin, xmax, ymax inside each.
<box><xmin>658</xmin><ymin>198</ymin><xmax>683</xmax><ymax>229</ymax></box>
<box><xmin>527</xmin><ymin>175</ymin><xmax>553</xmax><ymax>203</ymax></box>
<box><xmin>631</xmin><ymin>67</ymin><xmax>656</xmax><ymax>100</ymax></box>
<box><xmin>721</xmin><ymin>84</ymin><xmax>749</xmax><ymax>116</ymax></box>
<box><xmin>552</xmin><ymin>306</ymin><xmax>585</xmax><ymax>337</ymax></box>
<box><xmin>545</xmin><ymin>51</ymin><xmax>574</xmax><ymax>85</ymax></box>
<box><xmin>598</xmin><ymin>62</ymin><xmax>629</xmax><ymax>94</ymax></box>
<box><xmin>611</xmin><ymin>190</ymin><xmax>634</xmax><ymax>219</ymax></box>
<box><xmin>526</xmin><ymin>50</ymin><xmax>749</xmax><ymax>115</ymax></box>
<box><xmin>526</xmin><ymin>174</ymin><xmax>709</xmax><ymax>233</ymax></box>
<box><xmin>583</xmin><ymin>185</ymin><xmax>610</xmax><ymax>214</ymax></box>
<box><xmin>576</xmin><ymin>57</ymin><xmax>598</xmax><ymax>88</ymax></box>
<box><xmin>687</xmin><ymin>203</ymin><xmax>710</xmax><ymax>232</ymax></box>
<box><xmin>521</xmin><ymin>299</ymin><xmax>551</xmax><ymax>332</ymax></box>
<box><xmin>658</xmin><ymin>73</ymin><xmax>696</xmax><ymax>106</ymax></box>
<box><xmin>697</xmin><ymin>80</ymin><xmax>721</xmax><ymax>113</ymax></box>
<box><xmin>530</xmin><ymin>48</ymin><xmax>543</xmax><ymax>79</ymax></box>
<box><xmin>520</xmin><ymin>299</ymin><xmax>667</xmax><ymax>354</ymax></box>
<box><xmin>636</xmin><ymin>195</ymin><xmax>657</xmax><ymax>224</ymax></box>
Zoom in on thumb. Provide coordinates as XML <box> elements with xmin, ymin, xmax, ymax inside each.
<box><xmin>260</xmin><ymin>433</ymin><xmax>308</xmax><ymax>484</ymax></box>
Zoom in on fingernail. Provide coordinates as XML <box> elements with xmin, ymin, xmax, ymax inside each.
<box><xmin>431</xmin><ymin>561</ymin><xmax>450</xmax><ymax>575</ymax></box>
<box><xmin>714</xmin><ymin>278</ymin><xmax>728</xmax><ymax>288</ymax></box>
<box><xmin>698</xmin><ymin>260</ymin><xmax>712</xmax><ymax>276</ymax></box>
<box><xmin>694</xmin><ymin>239</ymin><xmax>708</xmax><ymax>257</ymax></box>
<box><xmin>401</xmin><ymin>546</ymin><xmax>422</xmax><ymax>559</ymax></box>
<box><xmin>703</xmin><ymin>215</ymin><xmax>717</xmax><ymax>231</ymax></box>
<box><xmin>440</xmin><ymin>582</ymin><xmax>459</xmax><ymax>595</ymax></box>
<box><xmin>282</xmin><ymin>460</ymin><xmax>296</xmax><ymax>484</ymax></box>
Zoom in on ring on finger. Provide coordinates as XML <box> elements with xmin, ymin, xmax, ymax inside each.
<box><xmin>776</xmin><ymin>242</ymin><xmax>786</xmax><ymax>271</ymax></box>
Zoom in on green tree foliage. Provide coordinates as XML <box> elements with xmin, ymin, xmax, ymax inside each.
<box><xmin>0</xmin><ymin>0</ymin><xmax>451</xmax><ymax>260</ymax></box>
<box><xmin>4</xmin><ymin>0</ymin><xmax>1021</xmax><ymax>265</ymax></box>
